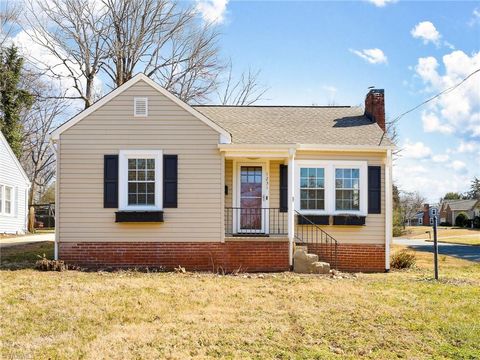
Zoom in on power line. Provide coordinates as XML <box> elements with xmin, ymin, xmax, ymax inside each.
<box><xmin>379</xmin><ymin>67</ymin><xmax>480</xmax><ymax>145</ymax></box>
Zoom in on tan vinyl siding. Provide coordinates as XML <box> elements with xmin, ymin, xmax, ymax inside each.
<box><xmin>296</xmin><ymin>151</ymin><xmax>386</xmax><ymax>244</ymax></box>
<box><xmin>59</xmin><ymin>80</ymin><xmax>222</xmax><ymax>242</ymax></box>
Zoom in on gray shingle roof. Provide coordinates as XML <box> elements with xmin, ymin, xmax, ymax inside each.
<box><xmin>193</xmin><ymin>105</ymin><xmax>394</xmax><ymax>146</ymax></box>
<box><xmin>447</xmin><ymin>199</ymin><xmax>479</xmax><ymax>211</ymax></box>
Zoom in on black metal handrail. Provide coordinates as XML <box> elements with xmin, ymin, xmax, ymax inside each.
<box><xmin>294</xmin><ymin>211</ymin><xmax>338</xmax><ymax>269</ymax></box>
<box><xmin>225</xmin><ymin>207</ymin><xmax>288</xmax><ymax>236</ymax></box>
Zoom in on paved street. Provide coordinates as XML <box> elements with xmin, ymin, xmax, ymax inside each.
<box><xmin>394</xmin><ymin>238</ymin><xmax>480</xmax><ymax>262</ymax></box>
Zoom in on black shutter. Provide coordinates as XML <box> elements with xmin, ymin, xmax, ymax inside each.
<box><xmin>163</xmin><ymin>155</ymin><xmax>178</xmax><ymax>208</ymax></box>
<box><xmin>368</xmin><ymin>166</ymin><xmax>381</xmax><ymax>214</ymax></box>
<box><xmin>104</xmin><ymin>155</ymin><xmax>118</xmax><ymax>208</ymax></box>
<box><xmin>280</xmin><ymin>164</ymin><xmax>288</xmax><ymax>212</ymax></box>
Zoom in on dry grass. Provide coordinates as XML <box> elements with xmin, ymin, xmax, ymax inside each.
<box><xmin>1</xmin><ymin>242</ymin><xmax>479</xmax><ymax>359</ymax></box>
<box><xmin>403</xmin><ymin>226</ymin><xmax>479</xmax><ymax>239</ymax></box>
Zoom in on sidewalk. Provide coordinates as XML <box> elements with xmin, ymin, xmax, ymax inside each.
<box><xmin>0</xmin><ymin>233</ymin><xmax>55</xmax><ymax>248</ymax></box>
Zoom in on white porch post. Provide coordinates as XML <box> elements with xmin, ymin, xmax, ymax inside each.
<box><xmin>288</xmin><ymin>148</ymin><xmax>296</xmax><ymax>267</ymax></box>
<box><xmin>385</xmin><ymin>149</ymin><xmax>392</xmax><ymax>271</ymax></box>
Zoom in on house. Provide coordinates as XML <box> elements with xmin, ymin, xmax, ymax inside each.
<box><xmin>50</xmin><ymin>74</ymin><xmax>394</xmax><ymax>273</ymax></box>
<box><xmin>439</xmin><ymin>199</ymin><xmax>480</xmax><ymax>225</ymax></box>
<box><xmin>409</xmin><ymin>204</ymin><xmax>439</xmax><ymax>226</ymax></box>
<box><xmin>0</xmin><ymin>131</ymin><xmax>31</xmax><ymax>234</ymax></box>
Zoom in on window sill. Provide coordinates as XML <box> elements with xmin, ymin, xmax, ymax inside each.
<box><xmin>115</xmin><ymin>211</ymin><xmax>164</xmax><ymax>223</ymax></box>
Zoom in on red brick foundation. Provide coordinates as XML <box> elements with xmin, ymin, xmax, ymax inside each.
<box><xmin>59</xmin><ymin>241</ymin><xmax>290</xmax><ymax>272</ymax></box>
<box><xmin>307</xmin><ymin>243</ymin><xmax>386</xmax><ymax>272</ymax></box>
<box><xmin>59</xmin><ymin>241</ymin><xmax>386</xmax><ymax>273</ymax></box>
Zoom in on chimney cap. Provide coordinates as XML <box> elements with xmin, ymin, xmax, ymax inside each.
<box><xmin>368</xmin><ymin>88</ymin><xmax>384</xmax><ymax>95</ymax></box>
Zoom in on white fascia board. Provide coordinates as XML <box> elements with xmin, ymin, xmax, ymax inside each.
<box><xmin>218</xmin><ymin>143</ymin><xmax>392</xmax><ymax>153</ymax></box>
<box><xmin>50</xmin><ymin>74</ymin><xmax>232</xmax><ymax>143</ymax></box>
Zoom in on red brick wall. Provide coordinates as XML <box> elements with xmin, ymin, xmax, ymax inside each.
<box><xmin>59</xmin><ymin>241</ymin><xmax>386</xmax><ymax>273</ymax></box>
<box><xmin>59</xmin><ymin>241</ymin><xmax>290</xmax><ymax>272</ymax></box>
<box><xmin>307</xmin><ymin>243</ymin><xmax>385</xmax><ymax>272</ymax></box>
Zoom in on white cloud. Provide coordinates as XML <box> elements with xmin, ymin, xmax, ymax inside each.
<box><xmin>468</xmin><ymin>8</ymin><xmax>480</xmax><ymax>26</ymax></box>
<box><xmin>350</xmin><ymin>48</ymin><xmax>388</xmax><ymax>64</ymax></box>
<box><xmin>402</xmin><ymin>140</ymin><xmax>432</xmax><ymax>159</ymax></box>
<box><xmin>367</xmin><ymin>0</ymin><xmax>396</xmax><ymax>7</ymax></box>
<box><xmin>457</xmin><ymin>140</ymin><xmax>479</xmax><ymax>153</ymax></box>
<box><xmin>411</xmin><ymin>21</ymin><xmax>441</xmax><ymax>46</ymax></box>
<box><xmin>196</xmin><ymin>0</ymin><xmax>229</xmax><ymax>24</ymax></box>
<box><xmin>403</xmin><ymin>165</ymin><xmax>428</xmax><ymax>174</ymax></box>
<box><xmin>432</xmin><ymin>154</ymin><xmax>450</xmax><ymax>163</ymax></box>
<box><xmin>448</xmin><ymin>160</ymin><xmax>468</xmax><ymax>173</ymax></box>
<box><xmin>421</xmin><ymin>112</ymin><xmax>454</xmax><ymax>134</ymax></box>
<box><xmin>414</xmin><ymin>50</ymin><xmax>480</xmax><ymax>138</ymax></box>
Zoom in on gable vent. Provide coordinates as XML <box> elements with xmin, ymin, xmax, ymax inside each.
<box><xmin>134</xmin><ymin>97</ymin><xmax>148</xmax><ymax>117</ymax></box>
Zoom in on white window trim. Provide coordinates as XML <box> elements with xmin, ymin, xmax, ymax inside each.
<box><xmin>418</xmin><ymin>217</ymin><xmax>423</xmax><ymax>225</ymax></box>
<box><xmin>432</xmin><ymin>209</ymin><xmax>437</xmax><ymax>215</ymax></box>
<box><xmin>0</xmin><ymin>184</ymin><xmax>15</xmax><ymax>217</ymax></box>
<box><xmin>134</xmin><ymin>97</ymin><xmax>148</xmax><ymax>117</ymax></box>
<box><xmin>118</xmin><ymin>150</ymin><xmax>163</xmax><ymax>211</ymax></box>
<box><xmin>295</xmin><ymin>160</ymin><xmax>368</xmax><ymax>216</ymax></box>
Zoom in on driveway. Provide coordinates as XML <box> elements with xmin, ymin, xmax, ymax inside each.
<box><xmin>0</xmin><ymin>233</ymin><xmax>54</xmax><ymax>248</ymax></box>
<box><xmin>394</xmin><ymin>238</ymin><xmax>480</xmax><ymax>263</ymax></box>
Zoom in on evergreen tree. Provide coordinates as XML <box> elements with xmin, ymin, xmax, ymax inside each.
<box><xmin>467</xmin><ymin>177</ymin><xmax>480</xmax><ymax>200</ymax></box>
<box><xmin>0</xmin><ymin>45</ymin><xmax>34</xmax><ymax>158</ymax></box>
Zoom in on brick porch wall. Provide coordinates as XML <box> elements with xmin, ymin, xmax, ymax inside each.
<box><xmin>59</xmin><ymin>241</ymin><xmax>386</xmax><ymax>273</ymax></box>
<box><xmin>307</xmin><ymin>243</ymin><xmax>385</xmax><ymax>272</ymax></box>
<box><xmin>59</xmin><ymin>241</ymin><xmax>290</xmax><ymax>272</ymax></box>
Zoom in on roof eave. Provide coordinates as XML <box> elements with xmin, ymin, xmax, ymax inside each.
<box><xmin>218</xmin><ymin>143</ymin><xmax>394</xmax><ymax>152</ymax></box>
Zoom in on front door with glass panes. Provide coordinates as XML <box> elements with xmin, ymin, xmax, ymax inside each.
<box><xmin>238</xmin><ymin>165</ymin><xmax>266</xmax><ymax>234</ymax></box>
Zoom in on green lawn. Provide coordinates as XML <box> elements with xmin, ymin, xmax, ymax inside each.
<box><xmin>1</xmin><ymin>242</ymin><xmax>479</xmax><ymax>359</ymax></box>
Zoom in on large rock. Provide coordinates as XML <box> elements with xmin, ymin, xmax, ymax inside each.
<box><xmin>293</xmin><ymin>248</ymin><xmax>330</xmax><ymax>274</ymax></box>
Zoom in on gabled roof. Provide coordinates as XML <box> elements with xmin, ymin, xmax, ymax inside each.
<box><xmin>50</xmin><ymin>74</ymin><xmax>231</xmax><ymax>142</ymax></box>
<box><xmin>0</xmin><ymin>131</ymin><xmax>30</xmax><ymax>185</ymax></box>
<box><xmin>194</xmin><ymin>105</ymin><xmax>394</xmax><ymax>147</ymax></box>
<box><xmin>447</xmin><ymin>199</ymin><xmax>479</xmax><ymax>211</ymax></box>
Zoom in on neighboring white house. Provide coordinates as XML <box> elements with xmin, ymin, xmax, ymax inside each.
<box><xmin>0</xmin><ymin>131</ymin><xmax>30</xmax><ymax>234</ymax></box>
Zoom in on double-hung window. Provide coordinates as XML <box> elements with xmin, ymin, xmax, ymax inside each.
<box><xmin>0</xmin><ymin>185</ymin><xmax>13</xmax><ymax>215</ymax></box>
<box><xmin>300</xmin><ymin>168</ymin><xmax>325</xmax><ymax>210</ymax></box>
<box><xmin>335</xmin><ymin>168</ymin><xmax>360</xmax><ymax>211</ymax></box>
<box><xmin>295</xmin><ymin>161</ymin><xmax>367</xmax><ymax>216</ymax></box>
<box><xmin>119</xmin><ymin>150</ymin><xmax>162</xmax><ymax>211</ymax></box>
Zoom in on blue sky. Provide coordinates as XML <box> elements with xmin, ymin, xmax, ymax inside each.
<box><xmin>201</xmin><ymin>0</ymin><xmax>480</xmax><ymax>202</ymax></box>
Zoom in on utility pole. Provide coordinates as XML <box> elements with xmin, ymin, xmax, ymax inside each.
<box><xmin>433</xmin><ymin>216</ymin><xmax>438</xmax><ymax>280</ymax></box>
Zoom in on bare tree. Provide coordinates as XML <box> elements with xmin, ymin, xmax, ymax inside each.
<box><xmin>0</xmin><ymin>0</ymin><xmax>21</xmax><ymax>47</ymax></box>
<box><xmin>217</xmin><ymin>61</ymin><xmax>268</xmax><ymax>105</ymax></box>
<box><xmin>21</xmin><ymin>79</ymin><xmax>67</xmax><ymax>203</ymax></box>
<box><xmin>399</xmin><ymin>191</ymin><xmax>426</xmax><ymax>228</ymax></box>
<box><xmin>24</xmin><ymin>0</ymin><xmax>109</xmax><ymax>108</ymax></box>
<box><xmin>102</xmin><ymin>0</ymin><xmax>224</xmax><ymax>103</ymax></box>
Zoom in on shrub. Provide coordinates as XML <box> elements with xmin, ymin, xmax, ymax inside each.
<box><xmin>439</xmin><ymin>221</ymin><xmax>452</xmax><ymax>226</ymax></box>
<box><xmin>35</xmin><ymin>254</ymin><xmax>67</xmax><ymax>271</ymax></box>
<box><xmin>473</xmin><ymin>216</ymin><xmax>480</xmax><ymax>229</ymax></box>
<box><xmin>391</xmin><ymin>250</ymin><xmax>416</xmax><ymax>270</ymax></box>
<box><xmin>455</xmin><ymin>212</ymin><xmax>468</xmax><ymax>227</ymax></box>
<box><xmin>392</xmin><ymin>226</ymin><xmax>404</xmax><ymax>237</ymax></box>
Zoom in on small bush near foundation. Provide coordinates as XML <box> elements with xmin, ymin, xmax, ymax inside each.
<box><xmin>35</xmin><ymin>254</ymin><xmax>67</xmax><ymax>272</ymax></box>
<box><xmin>391</xmin><ymin>250</ymin><xmax>416</xmax><ymax>270</ymax></box>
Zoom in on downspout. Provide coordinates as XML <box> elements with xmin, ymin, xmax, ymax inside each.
<box><xmin>385</xmin><ymin>149</ymin><xmax>392</xmax><ymax>272</ymax></box>
<box><xmin>49</xmin><ymin>139</ymin><xmax>59</xmax><ymax>260</ymax></box>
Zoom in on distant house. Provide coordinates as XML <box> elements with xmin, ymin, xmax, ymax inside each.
<box><xmin>0</xmin><ymin>132</ymin><xmax>31</xmax><ymax>234</ymax></box>
<box><xmin>439</xmin><ymin>199</ymin><xmax>480</xmax><ymax>225</ymax></box>
<box><xmin>408</xmin><ymin>204</ymin><xmax>439</xmax><ymax>226</ymax></box>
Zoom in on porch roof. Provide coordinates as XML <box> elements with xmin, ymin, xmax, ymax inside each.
<box><xmin>194</xmin><ymin>105</ymin><xmax>394</xmax><ymax>147</ymax></box>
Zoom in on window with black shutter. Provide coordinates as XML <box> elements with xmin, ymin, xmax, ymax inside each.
<box><xmin>163</xmin><ymin>155</ymin><xmax>178</xmax><ymax>208</ymax></box>
<box><xmin>368</xmin><ymin>166</ymin><xmax>381</xmax><ymax>214</ymax></box>
<box><xmin>104</xmin><ymin>155</ymin><xmax>119</xmax><ymax>208</ymax></box>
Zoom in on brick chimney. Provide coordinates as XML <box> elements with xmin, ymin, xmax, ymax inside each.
<box><xmin>423</xmin><ymin>204</ymin><xmax>430</xmax><ymax>226</ymax></box>
<box><xmin>364</xmin><ymin>89</ymin><xmax>385</xmax><ymax>132</ymax></box>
